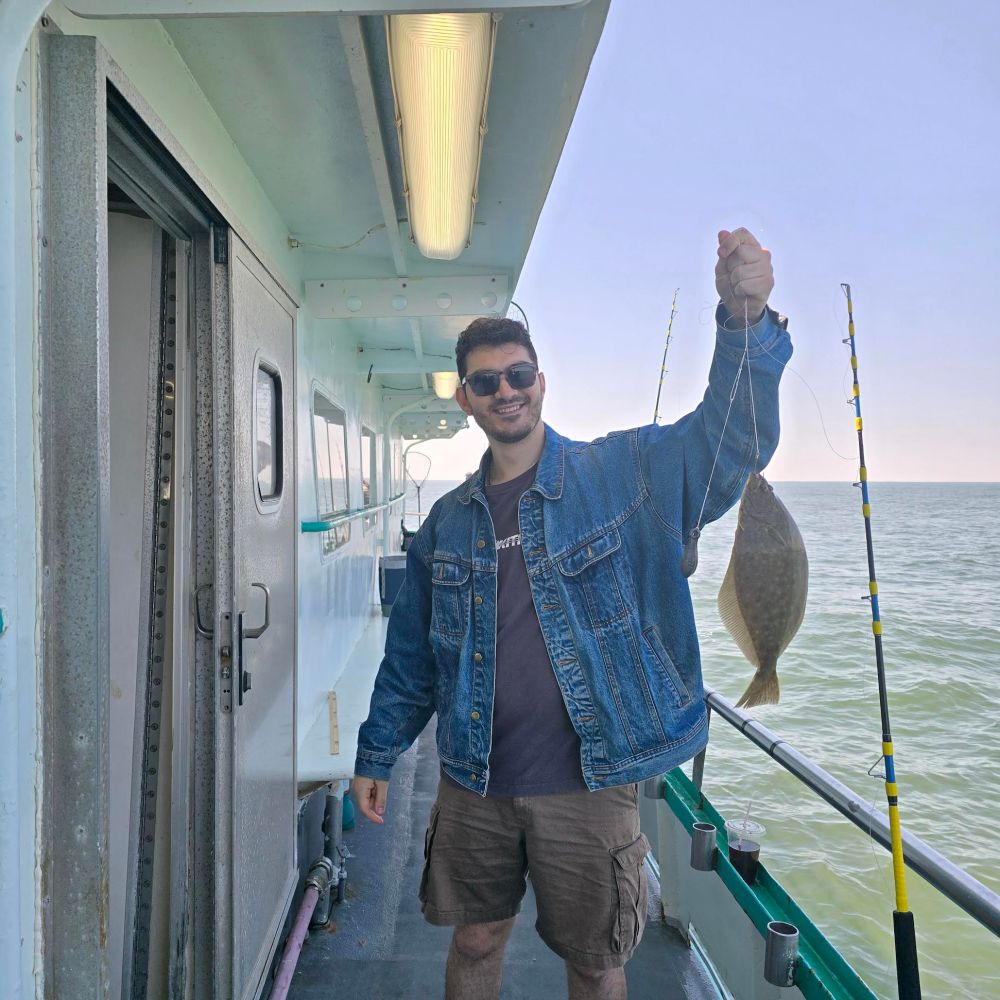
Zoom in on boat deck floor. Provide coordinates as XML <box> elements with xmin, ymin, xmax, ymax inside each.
<box><xmin>290</xmin><ymin>722</ymin><xmax>718</xmax><ymax>999</ymax></box>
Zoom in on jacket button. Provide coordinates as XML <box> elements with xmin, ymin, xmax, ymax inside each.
<box><xmin>474</xmin><ymin>652</ymin><xmax>483</xmax><ymax>662</ymax></box>
<box><xmin>470</xmin><ymin>710</ymin><xmax>480</xmax><ymax>720</ymax></box>
<box><xmin>469</xmin><ymin>774</ymin><xmax>478</xmax><ymax>782</ymax></box>
<box><xmin>474</xmin><ymin>595</ymin><xmax>483</xmax><ymax>605</ymax></box>
<box><xmin>476</xmin><ymin>539</ymin><xmax>486</xmax><ymax>549</ymax></box>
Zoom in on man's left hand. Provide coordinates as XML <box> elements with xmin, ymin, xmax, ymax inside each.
<box><xmin>715</xmin><ymin>228</ymin><xmax>774</xmax><ymax>325</ymax></box>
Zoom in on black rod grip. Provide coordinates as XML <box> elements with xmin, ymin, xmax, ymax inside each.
<box><xmin>893</xmin><ymin>910</ymin><xmax>922</xmax><ymax>1000</ymax></box>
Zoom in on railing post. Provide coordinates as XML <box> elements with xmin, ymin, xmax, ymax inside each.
<box><xmin>691</xmin><ymin>705</ymin><xmax>711</xmax><ymax>792</ymax></box>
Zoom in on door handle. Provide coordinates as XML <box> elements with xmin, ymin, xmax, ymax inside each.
<box><xmin>242</xmin><ymin>582</ymin><xmax>270</xmax><ymax>639</ymax></box>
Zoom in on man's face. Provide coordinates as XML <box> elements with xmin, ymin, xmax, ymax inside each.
<box><xmin>456</xmin><ymin>342</ymin><xmax>545</xmax><ymax>446</ymax></box>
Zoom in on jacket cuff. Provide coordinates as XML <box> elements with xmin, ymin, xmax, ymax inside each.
<box><xmin>353</xmin><ymin>754</ymin><xmax>394</xmax><ymax>782</ymax></box>
<box><xmin>716</xmin><ymin>303</ymin><xmax>788</xmax><ymax>358</ymax></box>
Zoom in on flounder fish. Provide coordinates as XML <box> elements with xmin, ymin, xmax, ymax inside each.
<box><xmin>717</xmin><ymin>473</ymin><xmax>808</xmax><ymax>708</ymax></box>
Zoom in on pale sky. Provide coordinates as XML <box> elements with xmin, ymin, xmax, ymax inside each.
<box><xmin>420</xmin><ymin>0</ymin><xmax>1000</xmax><ymax>483</ymax></box>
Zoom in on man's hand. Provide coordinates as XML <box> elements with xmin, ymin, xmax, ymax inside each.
<box><xmin>351</xmin><ymin>775</ymin><xmax>389</xmax><ymax>825</ymax></box>
<box><xmin>715</xmin><ymin>228</ymin><xmax>774</xmax><ymax>326</ymax></box>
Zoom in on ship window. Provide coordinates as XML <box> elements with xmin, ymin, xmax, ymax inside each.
<box><xmin>255</xmin><ymin>364</ymin><xmax>282</xmax><ymax>502</ymax></box>
<box><xmin>313</xmin><ymin>389</ymin><xmax>349</xmax><ymax>517</ymax></box>
<box><xmin>361</xmin><ymin>427</ymin><xmax>377</xmax><ymax>507</ymax></box>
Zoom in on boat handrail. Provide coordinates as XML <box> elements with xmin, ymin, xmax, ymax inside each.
<box><xmin>698</xmin><ymin>686</ymin><xmax>1000</xmax><ymax>938</ymax></box>
<box><xmin>301</xmin><ymin>492</ymin><xmax>406</xmax><ymax>533</ymax></box>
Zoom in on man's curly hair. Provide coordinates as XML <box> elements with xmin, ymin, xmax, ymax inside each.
<box><xmin>455</xmin><ymin>317</ymin><xmax>537</xmax><ymax>380</ymax></box>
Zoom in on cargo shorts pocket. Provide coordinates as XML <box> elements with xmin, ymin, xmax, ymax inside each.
<box><xmin>418</xmin><ymin>805</ymin><xmax>441</xmax><ymax>903</ymax></box>
<box><xmin>610</xmin><ymin>833</ymin><xmax>650</xmax><ymax>953</ymax></box>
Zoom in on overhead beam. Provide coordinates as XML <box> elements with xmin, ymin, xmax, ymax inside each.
<box><xmin>68</xmin><ymin>1</ymin><xmax>586</xmax><ymax>17</ymax></box>
<box><xmin>409</xmin><ymin>318</ymin><xmax>428</xmax><ymax>391</ymax></box>
<box><xmin>338</xmin><ymin>15</ymin><xmax>407</xmax><ymax>275</ymax></box>
<box><xmin>306</xmin><ymin>273</ymin><xmax>509</xmax><ymax>319</ymax></box>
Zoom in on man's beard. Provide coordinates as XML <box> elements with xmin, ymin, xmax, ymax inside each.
<box><xmin>472</xmin><ymin>394</ymin><xmax>542</xmax><ymax>445</ymax></box>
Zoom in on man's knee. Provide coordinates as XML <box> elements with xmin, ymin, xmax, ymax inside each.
<box><xmin>566</xmin><ymin>962</ymin><xmax>626</xmax><ymax>990</ymax></box>
<box><xmin>452</xmin><ymin>917</ymin><xmax>516</xmax><ymax>961</ymax></box>
<box><xmin>565</xmin><ymin>961</ymin><xmax>627</xmax><ymax>1000</ymax></box>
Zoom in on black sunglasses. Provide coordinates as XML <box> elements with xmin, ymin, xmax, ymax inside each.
<box><xmin>461</xmin><ymin>362</ymin><xmax>538</xmax><ymax>397</ymax></box>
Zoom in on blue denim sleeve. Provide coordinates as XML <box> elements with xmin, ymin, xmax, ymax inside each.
<box><xmin>637</xmin><ymin>304</ymin><xmax>792</xmax><ymax>539</ymax></box>
<box><xmin>353</xmin><ymin>529</ymin><xmax>437</xmax><ymax>781</ymax></box>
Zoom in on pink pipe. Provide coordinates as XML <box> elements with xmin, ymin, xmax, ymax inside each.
<box><xmin>269</xmin><ymin>885</ymin><xmax>320</xmax><ymax>1000</ymax></box>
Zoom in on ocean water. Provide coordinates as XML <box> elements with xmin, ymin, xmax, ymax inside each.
<box><xmin>404</xmin><ymin>480</ymin><xmax>1000</xmax><ymax>998</ymax></box>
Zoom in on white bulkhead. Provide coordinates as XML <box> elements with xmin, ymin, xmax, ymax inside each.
<box><xmin>0</xmin><ymin>2</ymin><xmax>609</xmax><ymax>997</ymax></box>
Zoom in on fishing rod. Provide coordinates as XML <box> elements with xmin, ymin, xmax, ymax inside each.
<box><xmin>842</xmin><ymin>283</ymin><xmax>921</xmax><ymax>1000</ymax></box>
<box><xmin>652</xmin><ymin>288</ymin><xmax>679</xmax><ymax>424</ymax></box>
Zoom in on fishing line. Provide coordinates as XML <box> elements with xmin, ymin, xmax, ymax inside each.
<box><xmin>683</xmin><ymin>305</ymin><xmax>753</xmax><ymax>576</ymax></box>
<box><xmin>743</xmin><ymin>301</ymin><xmax>762</xmax><ymax>469</ymax></box>
<box><xmin>744</xmin><ymin>322</ymin><xmax>854</xmax><ymax>463</ymax></box>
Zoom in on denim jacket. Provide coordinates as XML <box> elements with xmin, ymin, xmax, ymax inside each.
<box><xmin>356</xmin><ymin>307</ymin><xmax>792</xmax><ymax>794</ymax></box>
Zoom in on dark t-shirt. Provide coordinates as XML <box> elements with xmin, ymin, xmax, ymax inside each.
<box><xmin>479</xmin><ymin>464</ymin><xmax>587</xmax><ymax>796</ymax></box>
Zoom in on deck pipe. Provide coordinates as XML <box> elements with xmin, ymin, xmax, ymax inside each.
<box><xmin>270</xmin><ymin>857</ymin><xmax>335</xmax><ymax>1000</ymax></box>
<box><xmin>689</xmin><ymin>822</ymin><xmax>718</xmax><ymax>872</ymax></box>
<box><xmin>326</xmin><ymin>789</ymin><xmax>349</xmax><ymax>904</ymax></box>
<box><xmin>763</xmin><ymin>921</ymin><xmax>799</xmax><ymax>987</ymax></box>
<box><xmin>310</xmin><ymin>791</ymin><xmax>344</xmax><ymax>929</ymax></box>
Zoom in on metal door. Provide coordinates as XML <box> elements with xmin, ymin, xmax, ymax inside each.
<box><xmin>218</xmin><ymin>232</ymin><xmax>298</xmax><ymax>1000</ymax></box>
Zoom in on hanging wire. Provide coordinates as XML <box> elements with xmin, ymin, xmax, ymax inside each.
<box><xmin>507</xmin><ymin>300</ymin><xmax>530</xmax><ymax>331</ymax></box>
<box><xmin>287</xmin><ymin>223</ymin><xmax>386</xmax><ymax>252</ymax></box>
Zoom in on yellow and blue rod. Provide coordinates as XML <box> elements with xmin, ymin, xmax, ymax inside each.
<box><xmin>842</xmin><ymin>283</ymin><xmax>921</xmax><ymax>1000</ymax></box>
<box><xmin>652</xmin><ymin>289</ymin><xmax>679</xmax><ymax>425</ymax></box>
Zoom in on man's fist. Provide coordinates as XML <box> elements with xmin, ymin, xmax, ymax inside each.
<box><xmin>352</xmin><ymin>775</ymin><xmax>389</xmax><ymax>825</ymax></box>
<box><xmin>715</xmin><ymin>228</ymin><xmax>773</xmax><ymax>326</ymax></box>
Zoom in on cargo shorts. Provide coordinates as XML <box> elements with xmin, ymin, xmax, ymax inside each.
<box><xmin>419</xmin><ymin>776</ymin><xmax>649</xmax><ymax>970</ymax></box>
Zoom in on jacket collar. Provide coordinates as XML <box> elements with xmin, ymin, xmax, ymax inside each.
<box><xmin>458</xmin><ymin>423</ymin><xmax>565</xmax><ymax>503</ymax></box>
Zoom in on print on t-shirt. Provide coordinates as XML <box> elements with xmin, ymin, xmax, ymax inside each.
<box><xmin>495</xmin><ymin>533</ymin><xmax>521</xmax><ymax>550</ymax></box>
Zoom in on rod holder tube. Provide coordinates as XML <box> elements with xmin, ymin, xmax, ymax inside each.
<box><xmin>643</xmin><ymin>775</ymin><xmax>664</xmax><ymax>799</ymax></box>
<box><xmin>764</xmin><ymin>920</ymin><xmax>799</xmax><ymax>987</ymax></box>
<box><xmin>690</xmin><ymin>822</ymin><xmax>717</xmax><ymax>871</ymax></box>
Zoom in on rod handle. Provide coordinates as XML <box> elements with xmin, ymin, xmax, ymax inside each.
<box><xmin>893</xmin><ymin>910</ymin><xmax>922</xmax><ymax>999</ymax></box>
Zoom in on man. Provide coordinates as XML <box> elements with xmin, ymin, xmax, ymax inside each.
<box><xmin>352</xmin><ymin>228</ymin><xmax>790</xmax><ymax>999</ymax></box>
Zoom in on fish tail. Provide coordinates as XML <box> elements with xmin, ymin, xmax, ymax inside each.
<box><xmin>735</xmin><ymin>665</ymin><xmax>780</xmax><ymax>710</ymax></box>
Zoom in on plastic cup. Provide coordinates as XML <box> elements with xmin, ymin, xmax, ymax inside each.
<box><xmin>725</xmin><ymin>818</ymin><xmax>766</xmax><ymax>884</ymax></box>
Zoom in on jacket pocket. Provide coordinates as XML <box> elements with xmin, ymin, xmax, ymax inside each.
<box><xmin>431</xmin><ymin>558</ymin><xmax>471</xmax><ymax>637</ymax></box>
<box><xmin>610</xmin><ymin>833</ymin><xmax>650</xmax><ymax>953</ymax></box>
<box><xmin>641</xmin><ymin>625</ymin><xmax>692</xmax><ymax>709</ymax></box>
<box><xmin>555</xmin><ymin>527</ymin><xmax>627</xmax><ymax>628</ymax></box>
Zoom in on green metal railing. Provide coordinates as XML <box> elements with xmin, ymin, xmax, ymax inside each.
<box><xmin>301</xmin><ymin>492</ymin><xmax>406</xmax><ymax>533</ymax></box>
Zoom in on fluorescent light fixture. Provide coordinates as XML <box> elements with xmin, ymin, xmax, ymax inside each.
<box><xmin>386</xmin><ymin>13</ymin><xmax>498</xmax><ymax>260</ymax></box>
<box><xmin>432</xmin><ymin>371</ymin><xmax>460</xmax><ymax>399</ymax></box>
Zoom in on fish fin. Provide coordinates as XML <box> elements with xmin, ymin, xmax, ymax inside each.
<box><xmin>735</xmin><ymin>666</ymin><xmax>780</xmax><ymax>709</ymax></box>
<box><xmin>717</xmin><ymin>556</ymin><xmax>759</xmax><ymax>668</ymax></box>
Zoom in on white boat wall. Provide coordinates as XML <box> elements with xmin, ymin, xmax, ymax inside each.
<box><xmin>0</xmin><ymin>2</ymin><xmax>609</xmax><ymax>998</ymax></box>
